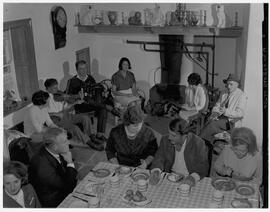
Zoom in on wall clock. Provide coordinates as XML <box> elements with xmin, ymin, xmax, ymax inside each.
<box><xmin>51</xmin><ymin>6</ymin><xmax>67</xmax><ymax>49</ymax></box>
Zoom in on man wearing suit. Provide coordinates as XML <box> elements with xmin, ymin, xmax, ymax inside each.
<box><xmin>200</xmin><ymin>73</ymin><xmax>247</xmax><ymax>144</ymax></box>
<box><xmin>28</xmin><ymin>128</ymin><xmax>77</xmax><ymax>207</ymax></box>
<box><xmin>149</xmin><ymin>118</ymin><xmax>209</xmax><ymax>187</ymax></box>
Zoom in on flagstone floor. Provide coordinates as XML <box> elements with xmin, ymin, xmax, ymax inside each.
<box><xmin>71</xmin><ymin>113</ymin><xmax>217</xmax><ymax>181</ymax></box>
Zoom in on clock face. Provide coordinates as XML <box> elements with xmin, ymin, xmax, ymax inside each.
<box><xmin>56</xmin><ymin>8</ymin><xmax>67</xmax><ymax>28</ymax></box>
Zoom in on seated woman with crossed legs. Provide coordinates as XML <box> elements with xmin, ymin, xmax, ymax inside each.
<box><xmin>111</xmin><ymin>57</ymin><xmax>142</xmax><ymax>114</ymax></box>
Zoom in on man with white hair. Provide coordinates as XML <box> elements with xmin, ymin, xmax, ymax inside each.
<box><xmin>200</xmin><ymin>73</ymin><xmax>248</xmax><ymax>144</ymax></box>
<box><xmin>28</xmin><ymin>128</ymin><xmax>77</xmax><ymax>207</ymax></box>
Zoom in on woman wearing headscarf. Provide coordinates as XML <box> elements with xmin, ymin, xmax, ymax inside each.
<box><xmin>105</xmin><ymin>105</ymin><xmax>158</xmax><ymax>168</ymax></box>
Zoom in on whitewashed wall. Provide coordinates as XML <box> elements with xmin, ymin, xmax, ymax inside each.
<box><xmin>3</xmin><ymin>3</ymin><xmax>263</xmax><ymax>147</ymax></box>
<box><xmin>242</xmin><ymin>4</ymin><xmax>263</xmax><ymax>147</ymax></box>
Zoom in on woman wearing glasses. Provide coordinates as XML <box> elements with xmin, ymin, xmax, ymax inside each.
<box><xmin>214</xmin><ymin>127</ymin><xmax>262</xmax><ymax>185</ymax></box>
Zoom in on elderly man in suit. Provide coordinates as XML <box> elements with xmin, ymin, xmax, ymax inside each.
<box><xmin>28</xmin><ymin>128</ymin><xmax>77</xmax><ymax>208</ymax></box>
<box><xmin>149</xmin><ymin>118</ymin><xmax>209</xmax><ymax>187</ymax></box>
<box><xmin>200</xmin><ymin>73</ymin><xmax>247</xmax><ymax>144</ymax></box>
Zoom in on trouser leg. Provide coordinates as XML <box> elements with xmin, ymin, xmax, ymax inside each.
<box><xmin>74</xmin><ymin>103</ymin><xmax>107</xmax><ymax>134</ymax></box>
<box><xmin>68</xmin><ymin>113</ymin><xmax>92</xmax><ymax>136</ymax></box>
<box><xmin>56</xmin><ymin>113</ymin><xmax>90</xmax><ymax>144</ymax></box>
<box><xmin>95</xmin><ymin>108</ymin><xmax>107</xmax><ymax>134</ymax></box>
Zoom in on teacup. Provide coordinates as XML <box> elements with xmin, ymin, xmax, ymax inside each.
<box><xmin>212</xmin><ymin>189</ymin><xmax>224</xmax><ymax>207</ymax></box>
<box><xmin>110</xmin><ymin>175</ymin><xmax>120</xmax><ymax>189</ymax></box>
<box><xmin>137</xmin><ymin>179</ymin><xmax>148</xmax><ymax>192</ymax></box>
<box><xmin>178</xmin><ymin>183</ymin><xmax>190</xmax><ymax>197</ymax></box>
<box><xmin>88</xmin><ymin>196</ymin><xmax>100</xmax><ymax>208</ymax></box>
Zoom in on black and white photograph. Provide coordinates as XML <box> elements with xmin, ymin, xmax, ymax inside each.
<box><xmin>2</xmin><ymin>1</ymin><xmax>268</xmax><ymax>209</ymax></box>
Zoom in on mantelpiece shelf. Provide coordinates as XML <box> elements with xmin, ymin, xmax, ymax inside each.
<box><xmin>76</xmin><ymin>25</ymin><xmax>243</xmax><ymax>37</ymax></box>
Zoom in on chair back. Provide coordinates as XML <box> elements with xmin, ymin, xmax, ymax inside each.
<box><xmin>8</xmin><ymin>137</ymin><xmax>34</xmax><ymax>166</ymax></box>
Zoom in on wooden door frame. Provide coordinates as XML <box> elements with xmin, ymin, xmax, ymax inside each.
<box><xmin>76</xmin><ymin>47</ymin><xmax>90</xmax><ymax>74</ymax></box>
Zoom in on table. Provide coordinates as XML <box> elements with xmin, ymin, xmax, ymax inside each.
<box><xmin>58</xmin><ymin>162</ymin><xmax>261</xmax><ymax>208</ymax></box>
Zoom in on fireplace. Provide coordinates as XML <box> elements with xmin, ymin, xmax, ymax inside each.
<box><xmin>159</xmin><ymin>35</ymin><xmax>184</xmax><ymax>84</ymax></box>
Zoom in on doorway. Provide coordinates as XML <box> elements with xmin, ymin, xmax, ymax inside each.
<box><xmin>76</xmin><ymin>47</ymin><xmax>90</xmax><ymax>74</ymax></box>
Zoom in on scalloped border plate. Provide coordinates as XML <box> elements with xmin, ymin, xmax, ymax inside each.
<box><xmin>211</xmin><ymin>178</ymin><xmax>236</xmax><ymax>191</ymax></box>
<box><xmin>93</xmin><ymin>168</ymin><xmax>111</xmax><ymax>178</ymax></box>
<box><xmin>235</xmin><ymin>185</ymin><xmax>255</xmax><ymax>196</ymax></box>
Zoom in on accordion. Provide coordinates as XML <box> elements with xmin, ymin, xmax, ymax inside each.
<box><xmin>83</xmin><ymin>82</ymin><xmax>105</xmax><ymax>103</ymax></box>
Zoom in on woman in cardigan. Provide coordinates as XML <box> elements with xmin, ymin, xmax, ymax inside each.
<box><xmin>105</xmin><ymin>105</ymin><xmax>158</xmax><ymax>168</ymax></box>
<box><xmin>214</xmin><ymin>127</ymin><xmax>262</xmax><ymax>185</ymax></box>
<box><xmin>3</xmin><ymin>161</ymin><xmax>41</xmax><ymax>208</ymax></box>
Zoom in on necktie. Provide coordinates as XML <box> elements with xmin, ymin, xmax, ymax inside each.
<box><xmin>221</xmin><ymin>94</ymin><xmax>230</xmax><ymax>108</ymax></box>
<box><xmin>59</xmin><ymin>155</ymin><xmax>66</xmax><ymax>171</ymax></box>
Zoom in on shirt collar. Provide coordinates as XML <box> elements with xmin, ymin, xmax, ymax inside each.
<box><xmin>76</xmin><ymin>74</ymin><xmax>88</xmax><ymax>82</ymax></box>
<box><xmin>45</xmin><ymin>147</ymin><xmax>60</xmax><ymax>161</ymax></box>
<box><xmin>5</xmin><ymin>188</ymin><xmax>24</xmax><ymax>201</ymax></box>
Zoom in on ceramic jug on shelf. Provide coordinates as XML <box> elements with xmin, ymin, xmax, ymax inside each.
<box><xmin>108</xmin><ymin>11</ymin><xmax>117</xmax><ymax>25</ymax></box>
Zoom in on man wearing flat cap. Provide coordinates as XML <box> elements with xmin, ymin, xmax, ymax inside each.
<box><xmin>200</xmin><ymin>73</ymin><xmax>247</xmax><ymax>144</ymax></box>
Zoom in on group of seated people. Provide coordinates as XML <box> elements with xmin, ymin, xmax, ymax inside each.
<box><xmin>4</xmin><ymin>57</ymin><xmax>261</xmax><ymax>208</ymax></box>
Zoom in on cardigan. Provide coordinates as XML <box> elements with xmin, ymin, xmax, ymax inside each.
<box><xmin>105</xmin><ymin>124</ymin><xmax>158</xmax><ymax>167</ymax></box>
<box><xmin>3</xmin><ymin>184</ymin><xmax>41</xmax><ymax>208</ymax></box>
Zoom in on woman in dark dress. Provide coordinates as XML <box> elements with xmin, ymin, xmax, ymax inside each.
<box><xmin>105</xmin><ymin>105</ymin><xmax>158</xmax><ymax>168</ymax></box>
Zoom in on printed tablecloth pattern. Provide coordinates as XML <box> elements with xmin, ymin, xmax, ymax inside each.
<box><xmin>58</xmin><ymin>162</ymin><xmax>260</xmax><ymax>208</ymax></box>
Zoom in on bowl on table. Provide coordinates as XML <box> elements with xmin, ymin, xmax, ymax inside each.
<box><xmin>211</xmin><ymin>177</ymin><xmax>236</xmax><ymax>191</ymax></box>
<box><xmin>130</xmin><ymin>172</ymin><xmax>150</xmax><ymax>182</ymax></box>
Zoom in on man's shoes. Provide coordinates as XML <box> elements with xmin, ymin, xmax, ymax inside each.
<box><xmin>96</xmin><ymin>134</ymin><xmax>107</xmax><ymax>143</ymax></box>
<box><xmin>90</xmin><ymin>134</ymin><xmax>104</xmax><ymax>145</ymax></box>
<box><xmin>86</xmin><ymin>140</ymin><xmax>104</xmax><ymax>151</ymax></box>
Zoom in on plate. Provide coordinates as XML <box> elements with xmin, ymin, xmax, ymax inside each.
<box><xmin>231</xmin><ymin>199</ymin><xmax>252</xmax><ymax>208</ymax></box>
<box><xmin>116</xmin><ymin>166</ymin><xmax>133</xmax><ymax>175</ymax></box>
<box><xmin>85</xmin><ymin>182</ymin><xmax>97</xmax><ymax>193</ymax></box>
<box><xmin>93</xmin><ymin>168</ymin><xmax>111</xmax><ymax>178</ymax></box>
<box><xmin>69</xmin><ymin>200</ymin><xmax>88</xmax><ymax>208</ymax></box>
<box><xmin>131</xmin><ymin>172</ymin><xmax>150</xmax><ymax>182</ymax></box>
<box><xmin>211</xmin><ymin>178</ymin><xmax>236</xmax><ymax>191</ymax></box>
<box><xmin>121</xmin><ymin>191</ymin><xmax>151</xmax><ymax>206</ymax></box>
<box><xmin>235</xmin><ymin>185</ymin><xmax>255</xmax><ymax>196</ymax></box>
<box><xmin>167</xmin><ymin>173</ymin><xmax>184</xmax><ymax>183</ymax></box>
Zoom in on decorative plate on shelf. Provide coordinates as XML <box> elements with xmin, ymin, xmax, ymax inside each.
<box><xmin>235</xmin><ymin>185</ymin><xmax>255</xmax><ymax>196</ymax></box>
<box><xmin>211</xmin><ymin>178</ymin><xmax>236</xmax><ymax>191</ymax></box>
<box><xmin>93</xmin><ymin>168</ymin><xmax>111</xmax><ymax>178</ymax></box>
